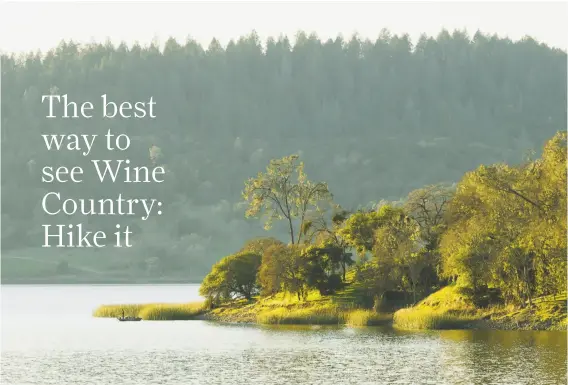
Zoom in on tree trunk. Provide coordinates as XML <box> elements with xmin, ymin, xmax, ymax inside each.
<box><xmin>523</xmin><ymin>265</ymin><xmax>533</xmax><ymax>307</ymax></box>
<box><xmin>373</xmin><ymin>293</ymin><xmax>385</xmax><ymax>312</ymax></box>
<box><xmin>412</xmin><ymin>282</ymin><xmax>417</xmax><ymax>304</ymax></box>
<box><xmin>288</xmin><ymin>217</ymin><xmax>295</xmax><ymax>244</ymax></box>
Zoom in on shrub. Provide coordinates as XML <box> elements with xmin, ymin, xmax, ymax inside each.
<box><xmin>200</xmin><ymin>252</ymin><xmax>262</xmax><ymax>303</ymax></box>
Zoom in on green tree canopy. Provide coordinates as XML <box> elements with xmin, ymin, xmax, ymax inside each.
<box><xmin>242</xmin><ymin>154</ymin><xmax>333</xmax><ymax>244</ymax></box>
<box><xmin>199</xmin><ymin>251</ymin><xmax>262</xmax><ymax>303</ymax></box>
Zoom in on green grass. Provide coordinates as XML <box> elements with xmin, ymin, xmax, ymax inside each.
<box><xmin>346</xmin><ymin>310</ymin><xmax>392</xmax><ymax>327</ymax></box>
<box><xmin>208</xmin><ymin>289</ymin><xmax>353</xmax><ymax>325</ymax></box>
<box><xmin>485</xmin><ymin>292</ymin><xmax>567</xmax><ymax>330</ymax></box>
<box><xmin>414</xmin><ymin>285</ymin><xmax>477</xmax><ymax>311</ymax></box>
<box><xmin>256</xmin><ymin>304</ymin><xmax>346</xmax><ymax>325</ymax></box>
<box><xmin>92</xmin><ymin>283</ymin><xmax>566</xmax><ymax>330</ymax></box>
<box><xmin>393</xmin><ymin>307</ymin><xmax>475</xmax><ymax>330</ymax></box>
<box><xmin>93</xmin><ymin>302</ymin><xmax>204</xmax><ymax>320</ymax></box>
<box><xmin>330</xmin><ymin>271</ymin><xmax>372</xmax><ymax>307</ymax></box>
<box><xmin>255</xmin><ymin>304</ymin><xmax>392</xmax><ymax>326</ymax></box>
<box><xmin>208</xmin><ymin>289</ymin><xmax>392</xmax><ymax>326</ymax></box>
<box><xmin>393</xmin><ymin>286</ymin><xmax>567</xmax><ymax>330</ymax></box>
<box><xmin>93</xmin><ymin>304</ymin><xmax>148</xmax><ymax>318</ymax></box>
<box><xmin>138</xmin><ymin>303</ymin><xmax>204</xmax><ymax>320</ymax></box>
<box><xmin>393</xmin><ymin>285</ymin><xmax>481</xmax><ymax>330</ymax></box>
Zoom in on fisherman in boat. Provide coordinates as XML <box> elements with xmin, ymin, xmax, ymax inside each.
<box><xmin>117</xmin><ymin>308</ymin><xmax>141</xmax><ymax>321</ymax></box>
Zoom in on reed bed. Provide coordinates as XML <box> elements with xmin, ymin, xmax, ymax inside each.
<box><xmin>139</xmin><ymin>303</ymin><xmax>203</xmax><ymax>320</ymax></box>
<box><xmin>393</xmin><ymin>307</ymin><xmax>475</xmax><ymax>330</ymax></box>
<box><xmin>346</xmin><ymin>310</ymin><xmax>391</xmax><ymax>327</ymax></box>
<box><xmin>92</xmin><ymin>304</ymin><xmax>147</xmax><ymax>318</ymax></box>
<box><xmin>256</xmin><ymin>304</ymin><xmax>347</xmax><ymax>325</ymax></box>
<box><xmin>255</xmin><ymin>304</ymin><xmax>392</xmax><ymax>326</ymax></box>
<box><xmin>93</xmin><ymin>302</ymin><xmax>204</xmax><ymax>320</ymax></box>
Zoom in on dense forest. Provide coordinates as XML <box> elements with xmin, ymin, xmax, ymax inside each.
<box><xmin>1</xmin><ymin>29</ymin><xmax>566</xmax><ymax>282</ymax></box>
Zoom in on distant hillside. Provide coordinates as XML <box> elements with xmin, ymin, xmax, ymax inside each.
<box><xmin>1</xmin><ymin>29</ymin><xmax>566</xmax><ymax>283</ymax></box>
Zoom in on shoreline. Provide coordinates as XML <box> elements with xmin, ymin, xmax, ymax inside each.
<box><xmin>97</xmin><ymin>307</ymin><xmax>566</xmax><ymax>331</ymax></box>
<box><xmin>92</xmin><ymin>286</ymin><xmax>567</xmax><ymax>331</ymax></box>
<box><xmin>200</xmin><ymin>313</ymin><xmax>567</xmax><ymax>331</ymax></box>
<box><xmin>194</xmin><ymin>317</ymin><xmax>567</xmax><ymax>332</ymax></box>
<box><xmin>201</xmin><ymin>306</ymin><xmax>566</xmax><ymax>331</ymax></box>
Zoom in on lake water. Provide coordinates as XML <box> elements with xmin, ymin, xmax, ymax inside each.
<box><xmin>1</xmin><ymin>284</ymin><xmax>566</xmax><ymax>385</ymax></box>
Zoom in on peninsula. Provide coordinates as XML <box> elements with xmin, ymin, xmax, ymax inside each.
<box><xmin>95</xmin><ymin>132</ymin><xmax>567</xmax><ymax>331</ymax></box>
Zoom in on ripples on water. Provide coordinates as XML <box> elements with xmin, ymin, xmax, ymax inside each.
<box><xmin>1</xmin><ymin>285</ymin><xmax>566</xmax><ymax>385</ymax></box>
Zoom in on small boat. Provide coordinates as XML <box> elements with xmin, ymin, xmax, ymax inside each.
<box><xmin>117</xmin><ymin>310</ymin><xmax>142</xmax><ymax>321</ymax></box>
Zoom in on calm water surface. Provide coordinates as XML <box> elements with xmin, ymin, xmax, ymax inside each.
<box><xmin>1</xmin><ymin>284</ymin><xmax>566</xmax><ymax>385</ymax></box>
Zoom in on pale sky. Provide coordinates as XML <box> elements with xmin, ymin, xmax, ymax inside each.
<box><xmin>0</xmin><ymin>1</ymin><xmax>567</xmax><ymax>54</ymax></box>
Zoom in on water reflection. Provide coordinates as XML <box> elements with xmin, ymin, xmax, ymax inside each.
<box><xmin>2</xmin><ymin>285</ymin><xmax>566</xmax><ymax>385</ymax></box>
<box><xmin>436</xmin><ymin>330</ymin><xmax>567</xmax><ymax>385</ymax></box>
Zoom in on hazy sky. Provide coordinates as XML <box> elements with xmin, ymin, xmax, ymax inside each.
<box><xmin>1</xmin><ymin>1</ymin><xmax>567</xmax><ymax>53</ymax></box>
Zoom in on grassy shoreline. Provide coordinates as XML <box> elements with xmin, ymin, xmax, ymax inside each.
<box><xmin>391</xmin><ymin>286</ymin><xmax>567</xmax><ymax>331</ymax></box>
<box><xmin>93</xmin><ymin>291</ymin><xmax>392</xmax><ymax>326</ymax></box>
<box><xmin>205</xmin><ymin>294</ymin><xmax>393</xmax><ymax>326</ymax></box>
<box><xmin>93</xmin><ymin>302</ymin><xmax>204</xmax><ymax>320</ymax></box>
<box><xmin>92</xmin><ymin>286</ymin><xmax>567</xmax><ymax>330</ymax></box>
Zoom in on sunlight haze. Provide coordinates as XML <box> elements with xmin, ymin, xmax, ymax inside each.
<box><xmin>1</xmin><ymin>1</ymin><xmax>567</xmax><ymax>53</ymax></box>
